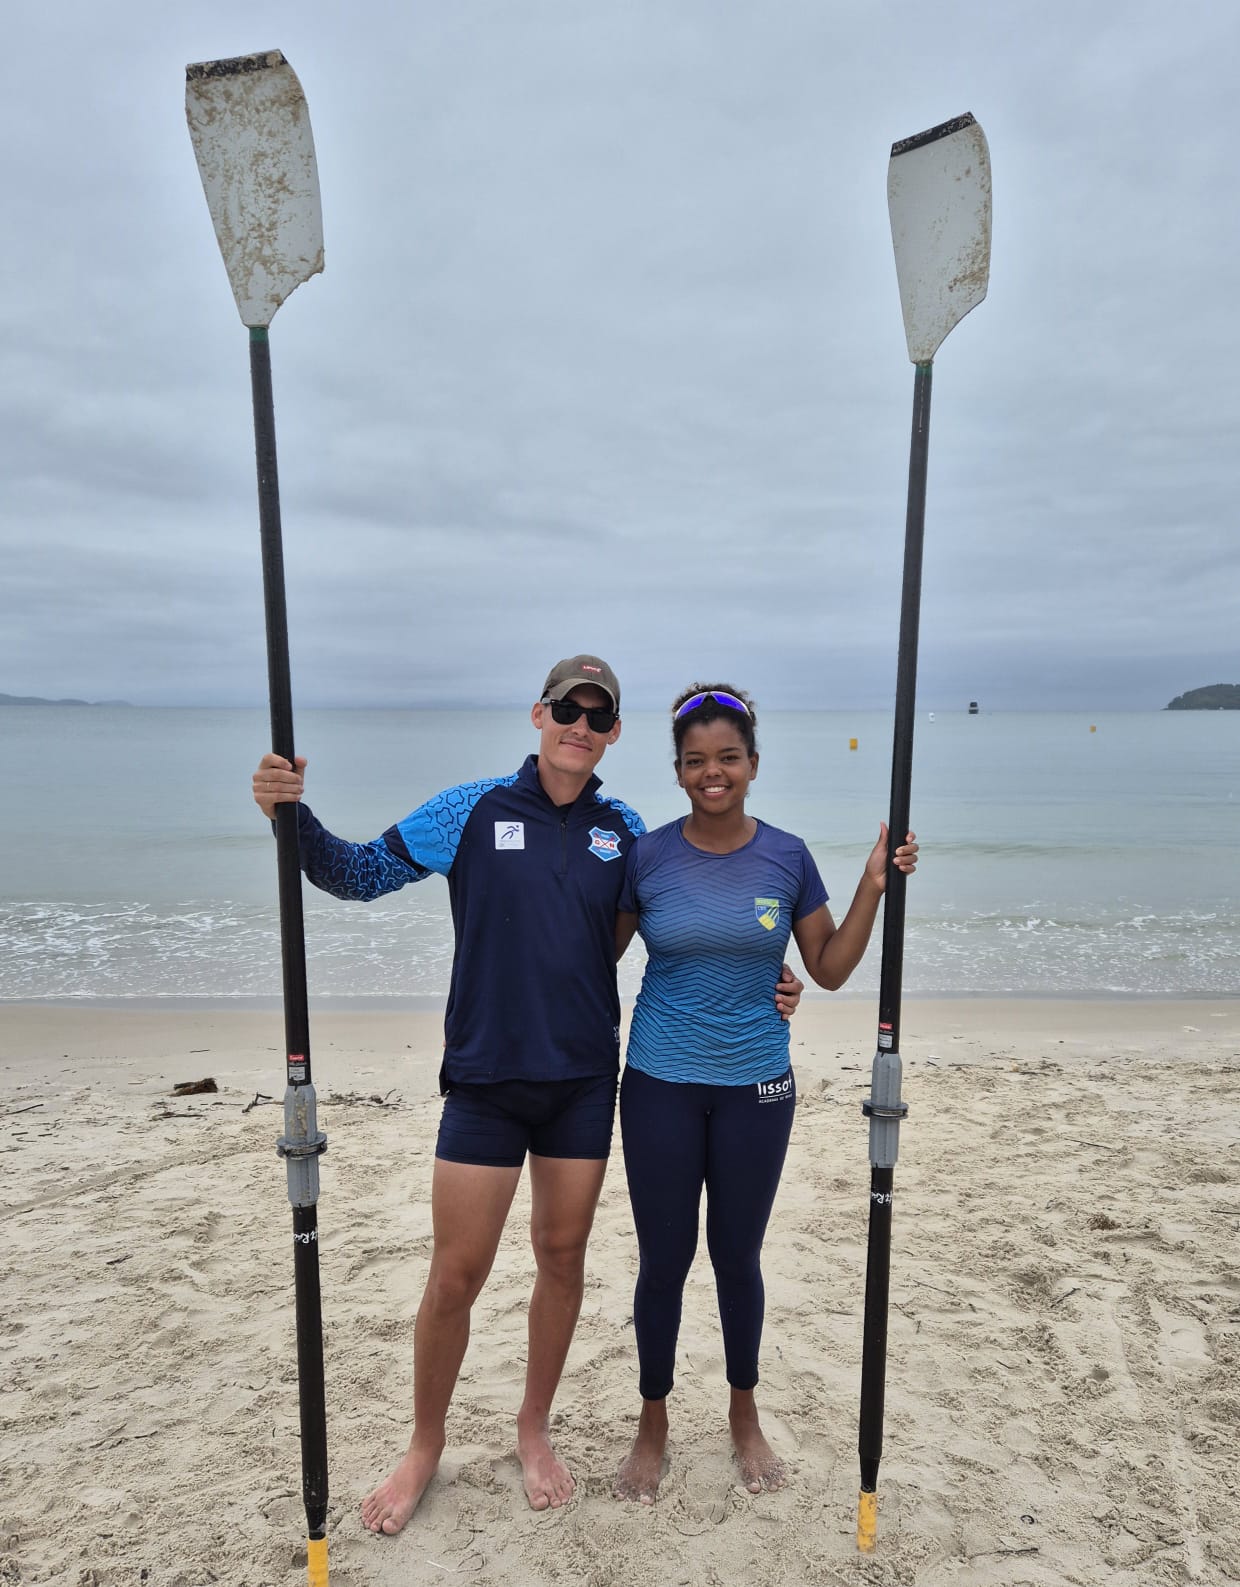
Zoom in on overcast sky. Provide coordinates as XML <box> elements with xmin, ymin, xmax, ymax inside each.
<box><xmin>2</xmin><ymin>2</ymin><xmax>1236</xmax><ymax>711</ymax></box>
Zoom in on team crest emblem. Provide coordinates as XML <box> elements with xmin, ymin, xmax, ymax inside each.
<box><xmin>754</xmin><ymin>897</ymin><xmax>780</xmax><ymax>931</ymax></box>
<box><xmin>588</xmin><ymin>827</ymin><xmax>622</xmax><ymax>862</ymax></box>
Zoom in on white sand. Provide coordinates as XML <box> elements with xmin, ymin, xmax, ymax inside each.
<box><xmin>2</xmin><ymin>1000</ymin><xmax>1237</xmax><ymax>1586</ymax></box>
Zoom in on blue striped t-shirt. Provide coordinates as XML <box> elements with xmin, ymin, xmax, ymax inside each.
<box><xmin>620</xmin><ymin>818</ymin><xmax>828</xmax><ymax>1085</ymax></box>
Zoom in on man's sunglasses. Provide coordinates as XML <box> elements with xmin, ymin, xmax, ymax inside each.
<box><xmin>544</xmin><ymin>698</ymin><xmax>619</xmax><ymax>733</ymax></box>
<box><xmin>674</xmin><ymin>690</ymin><xmax>752</xmax><ymax>720</ymax></box>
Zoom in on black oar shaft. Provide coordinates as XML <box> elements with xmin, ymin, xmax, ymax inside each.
<box><xmin>858</xmin><ymin>360</ymin><xmax>932</xmax><ymax>1546</ymax></box>
<box><xmin>292</xmin><ymin>1203</ymin><xmax>328</xmax><ymax>1534</ymax></box>
<box><xmin>249</xmin><ymin>327</ymin><xmax>311</xmax><ymax>1068</ymax></box>
<box><xmin>878</xmin><ymin>359</ymin><xmax>933</xmax><ymax>1051</ymax></box>
<box><xmin>249</xmin><ymin>326</ymin><xmax>329</xmax><ymax>1549</ymax></box>
<box><xmin>858</xmin><ymin>1165</ymin><xmax>894</xmax><ymax>1491</ymax></box>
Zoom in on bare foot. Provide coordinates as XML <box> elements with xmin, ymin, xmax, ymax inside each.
<box><xmin>517</xmin><ymin>1421</ymin><xmax>575</xmax><ymax>1510</ymax></box>
<box><xmin>730</xmin><ymin>1415</ymin><xmax>786</xmax><ymax>1494</ymax></box>
<box><xmin>613</xmin><ymin>1437</ymin><xmax>667</xmax><ymax>1505</ymax></box>
<box><xmin>360</xmin><ymin>1442</ymin><xmax>442</xmax><ymax>1535</ymax></box>
<box><xmin>614</xmin><ymin>1400</ymin><xmax>669</xmax><ymax>1505</ymax></box>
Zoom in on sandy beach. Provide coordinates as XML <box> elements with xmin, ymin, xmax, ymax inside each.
<box><xmin>2</xmin><ymin>998</ymin><xmax>1237</xmax><ymax>1586</ymax></box>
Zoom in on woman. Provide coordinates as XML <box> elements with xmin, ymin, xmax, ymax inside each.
<box><xmin>612</xmin><ymin>684</ymin><xmax>918</xmax><ymax>1504</ymax></box>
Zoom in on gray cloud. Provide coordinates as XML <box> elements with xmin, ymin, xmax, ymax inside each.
<box><xmin>1</xmin><ymin>1</ymin><xmax>1236</xmax><ymax>710</ymax></box>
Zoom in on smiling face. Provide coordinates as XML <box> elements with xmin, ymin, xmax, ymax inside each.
<box><xmin>675</xmin><ymin>718</ymin><xmax>759</xmax><ymax>820</ymax></box>
<box><xmin>531</xmin><ymin>683</ymin><xmax>621</xmax><ymax>783</ymax></box>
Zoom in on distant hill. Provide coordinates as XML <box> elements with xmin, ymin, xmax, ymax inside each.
<box><xmin>1165</xmin><ymin>684</ymin><xmax>1240</xmax><ymax>711</ymax></box>
<box><xmin>0</xmin><ymin>692</ymin><xmax>131</xmax><ymax>707</ymax></box>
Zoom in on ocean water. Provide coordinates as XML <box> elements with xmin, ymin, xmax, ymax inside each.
<box><xmin>1</xmin><ymin>705</ymin><xmax>1237</xmax><ymax>1002</ymax></box>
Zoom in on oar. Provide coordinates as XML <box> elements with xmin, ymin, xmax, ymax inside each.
<box><xmin>185</xmin><ymin>51</ymin><xmax>330</xmax><ymax>1587</ymax></box>
<box><xmin>856</xmin><ymin>112</ymin><xmax>991</xmax><ymax>1554</ymax></box>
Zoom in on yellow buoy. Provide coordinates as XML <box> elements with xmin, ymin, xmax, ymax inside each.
<box><xmin>849</xmin><ymin>737</ymin><xmax>858</xmax><ymax>751</ymax></box>
<box><xmin>1090</xmin><ymin>725</ymin><xmax>1096</xmax><ymax>733</ymax></box>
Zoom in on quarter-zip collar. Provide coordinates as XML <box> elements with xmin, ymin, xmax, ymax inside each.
<box><xmin>520</xmin><ymin>753</ymin><xmax>602</xmax><ymax>813</ymax></box>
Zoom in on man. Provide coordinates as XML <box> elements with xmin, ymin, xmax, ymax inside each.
<box><xmin>252</xmin><ymin>655</ymin><xmax>800</xmax><ymax>1533</ymax></box>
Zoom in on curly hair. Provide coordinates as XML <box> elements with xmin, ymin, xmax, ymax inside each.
<box><xmin>670</xmin><ymin>682</ymin><xmax>758</xmax><ymax>762</ymax></box>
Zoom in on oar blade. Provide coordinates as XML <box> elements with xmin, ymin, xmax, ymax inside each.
<box><xmin>888</xmin><ymin>113</ymin><xmax>991</xmax><ymax>363</ymax></box>
<box><xmin>186</xmin><ymin>50</ymin><xmax>324</xmax><ymax>328</ymax></box>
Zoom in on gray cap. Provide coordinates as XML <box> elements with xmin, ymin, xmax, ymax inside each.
<box><xmin>541</xmin><ymin>654</ymin><xmax>621</xmax><ymax>712</ymax></box>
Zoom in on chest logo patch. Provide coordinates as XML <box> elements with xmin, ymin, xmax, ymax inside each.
<box><xmin>588</xmin><ymin>827</ymin><xmax>622</xmax><ymax>862</ymax></box>
<box><xmin>754</xmin><ymin>897</ymin><xmax>780</xmax><ymax>931</ymax></box>
<box><xmin>495</xmin><ymin>821</ymin><xmax>525</xmax><ymax>850</ymax></box>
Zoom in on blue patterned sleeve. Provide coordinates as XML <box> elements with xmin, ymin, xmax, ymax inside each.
<box><xmin>387</xmin><ymin>776</ymin><xmax>518</xmax><ymax>875</ymax></box>
<box><xmin>295</xmin><ymin>804</ymin><xmax>431</xmax><ymax>901</ymax></box>
<box><xmin>600</xmin><ymin>794</ymin><xmax>646</xmax><ymax>840</ymax></box>
<box><xmin>291</xmin><ymin>776</ymin><xmax>516</xmax><ymax>902</ymax></box>
<box><xmin>794</xmin><ymin>840</ymin><xmax>830</xmax><ymax>918</ymax></box>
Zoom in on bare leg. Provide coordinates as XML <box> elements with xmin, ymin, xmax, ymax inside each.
<box><xmin>729</xmin><ymin>1387</ymin><xmax>786</xmax><ymax>1493</ymax></box>
<box><xmin>613</xmin><ymin>1397</ymin><xmax>669</xmax><ymax>1504</ymax></box>
<box><xmin>516</xmin><ymin>1154</ymin><xmax>607</xmax><ymax>1509</ymax></box>
<box><xmin>361</xmin><ymin>1158</ymin><xmax>521</xmax><ymax>1535</ymax></box>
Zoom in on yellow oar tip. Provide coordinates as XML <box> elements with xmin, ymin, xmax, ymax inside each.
<box><xmin>307</xmin><ymin>1534</ymin><xmax>328</xmax><ymax>1586</ymax></box>
<box><xmin>856</xmin><ymin>1488</ymin><xmax>878</xmax><ymax>1553</ymax></box>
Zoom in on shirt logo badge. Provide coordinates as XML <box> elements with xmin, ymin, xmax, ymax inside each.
<box><xmin>588</xmin><ymin>827</ymin><xmax>622</xmax><ymax>862</ymax></box>
<box><xmin>754</xmin><ymin>897</ymin><xmax>780</xmax><ymax>931</ymax></box>
<box><xmin>495</xmin><ymin>821</ymin><xmax>525</xmax><ymax>850</ymax></box>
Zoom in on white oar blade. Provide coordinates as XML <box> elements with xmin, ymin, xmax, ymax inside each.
<box><xmin>888</xmin><ymin>113</ymin><xmax>991</xmax><ymax>364</ymax></box>
<box><xmin>186</xmin><ymin>50</ymin><xmax>324</xmax><ymax>329</ymax></box>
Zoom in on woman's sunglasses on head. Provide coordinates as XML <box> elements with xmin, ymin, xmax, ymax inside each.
<box><xmin>544</xmin><ymin>699</ymin><xmax>619</xmax><ymax>734</ymax></box>
<box><xmin>674</xmin><ymin>690</ymin><xmax>752</xmax><ymax>721</ymax></box>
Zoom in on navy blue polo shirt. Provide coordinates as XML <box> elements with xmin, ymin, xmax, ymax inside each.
<box><xmin>293</xmin><ymin>755</ymin><xmax>645</xmax><ymax>1086</ymax></box>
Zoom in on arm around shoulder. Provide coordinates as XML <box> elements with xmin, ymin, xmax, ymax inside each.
<box><xmin>615</xmin><ymin>910</ymin><xmax>639</xmax><ymax>961</ymax></box>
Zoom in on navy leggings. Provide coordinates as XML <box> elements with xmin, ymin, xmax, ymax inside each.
<box><xmin>619</xmin><ymin>1062</ymin><xmax>796</xmax><ymax>1401</ymax></box>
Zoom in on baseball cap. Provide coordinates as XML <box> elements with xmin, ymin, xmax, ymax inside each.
<box><xmin>541</xmin><ymin>654</ymin><xmax>621</xmax><ymax>712</ymax></box>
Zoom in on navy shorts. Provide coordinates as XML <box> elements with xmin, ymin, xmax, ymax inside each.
<box><xmin>435</xmin><ymin>1074</ymin><xmax>619</xmax><ymax>1168</ymax></box>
